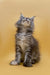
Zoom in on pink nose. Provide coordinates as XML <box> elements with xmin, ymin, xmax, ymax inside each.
<box><xmin>27</xmin><ymin>20</ymin><xmax>29</xmax><ymax>23</ymax></box>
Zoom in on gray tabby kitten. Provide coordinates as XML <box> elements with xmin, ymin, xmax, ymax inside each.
<box><xmin>10</xmin><ymin>14</ymin><xmax>40</xmax><ymax>67</ymax></box>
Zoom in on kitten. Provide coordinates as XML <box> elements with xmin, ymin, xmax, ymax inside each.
<box><xmin>10</xmin><ymin>14</ymin><xmax>40</xmax><ymax>67</ymax></box>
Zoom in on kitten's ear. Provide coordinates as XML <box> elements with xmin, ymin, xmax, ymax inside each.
<box><xmin>20</xmin><ymin>13</ymin><xmax>24</xmax><ymax>19</ymax></box>
<box><xmin>30</xmin><ymin>16</ymin><xmax>36</xmax><ymax>21</ymax></box>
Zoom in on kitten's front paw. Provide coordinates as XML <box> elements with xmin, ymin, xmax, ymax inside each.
<box><xmin>23</xmin><ymin>62</ymin><xmax>32</xmax><ymax>67</ymax></box>
<box><xmin>10</xmin><ymin>60</ymin><xmax>18</xmax><ymax>65</ymax></box>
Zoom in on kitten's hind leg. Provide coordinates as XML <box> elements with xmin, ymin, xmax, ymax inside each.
<box><xmin>32</xmin><ymin>41</ymin><xmax>40</xmax><ymax>64</ymax></box>
<box><xmin>32</xmin><ymin>54</ymin><xmax>40</xmax><ymax>64</ymax></box>
<box><xmin>10</xmin><ymin>45</ymin><xmax>22</xmax><ymax>65</ymax></box>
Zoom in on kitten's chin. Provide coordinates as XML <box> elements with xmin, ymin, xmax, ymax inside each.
<box><xmin>22</xmin><ymin>22</ymin><xmax>30</xmax><ymax>27</ymax></box>
<box><xmin>25</xmin><ymin>24</ymin><xmax>29</xmax><ymax>26</ymax></box>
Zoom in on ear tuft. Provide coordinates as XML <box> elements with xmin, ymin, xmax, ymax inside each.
<box><xmin>20</xmin><ymin>13</ymin><xmax>24</xmax><ymax>19</ymax></box>
<box><xmin>20</xmin><ymin>13</ymin><xmax>23</xmax><ymax>17</ymax></box>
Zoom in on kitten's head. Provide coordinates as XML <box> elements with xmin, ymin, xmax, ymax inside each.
<box><xmin>15</xmin><ymin>14</ymin><xmax>35</xmax><ymax>32</ymax></box>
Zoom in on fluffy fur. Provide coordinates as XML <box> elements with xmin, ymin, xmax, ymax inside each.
<box><xmin>10</xmin><ymin>14</ymin><xmax>40</xmax><ymax>67</ymax></box>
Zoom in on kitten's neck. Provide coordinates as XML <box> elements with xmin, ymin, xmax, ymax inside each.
<box><xmin>17</xmin><ymin>30</ymin><xmax>33</xmax><ymax>36</ymax></box>
<box><xmin>17</xmin><ymin>27</ymin><xmax>33</xmax><ymax>35</ymax></box>
<box><xmin>17</xmin><ymin>32</ymin><xmax>32</xmax><ymax>37</ymax></box>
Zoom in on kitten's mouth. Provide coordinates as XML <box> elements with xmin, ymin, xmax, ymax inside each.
<box><xmin>22</xmin><ymin>21</ymin><xmax>30</xmax><ymax>26</ymax></box>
